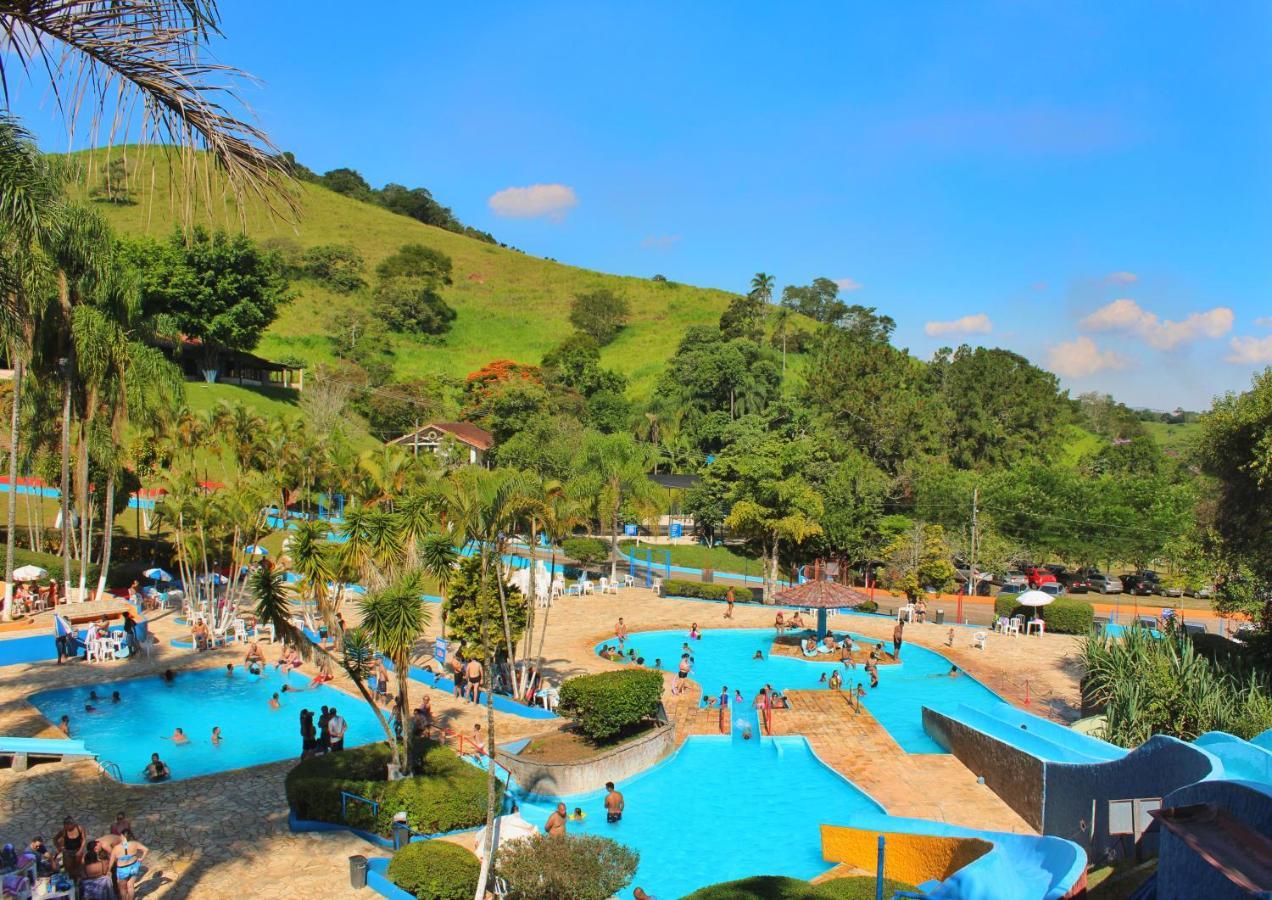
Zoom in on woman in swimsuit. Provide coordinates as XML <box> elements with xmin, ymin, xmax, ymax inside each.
<box><xmin>55</xmin><ymin>817</ymin><xmax>86</xmax><ymax>880</ymax></box>
<box><xmin>110</xmin><ymin>830</ymin><xmax>148</xmax><ymax>900</ymax></box>
<box><xmin>79</xmin><ymin>841</ymin><xmax>115</xmax><ymax>900</ymax></box>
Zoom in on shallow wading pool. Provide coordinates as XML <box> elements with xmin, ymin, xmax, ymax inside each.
<box><xmin>30</xmin><ymin>666</ymin><xmax>385</xmax><ymax>783</ymax></box>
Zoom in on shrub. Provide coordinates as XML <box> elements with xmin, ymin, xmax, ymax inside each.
<box><xmin>284</xmin><ymin>742</ymin><xmax>495</xmax><ymax>836</ymax></box>
<box><xmin>994</xmin><ymin>593</ymin><xmax>1093</xmax><ymax>634</ymax></box>
<box><xmin>387</xmin><ymin>840</ymin><xmax>479</xmax><ymax>900</ymax></box>
<box><xmin>557</xmin><ymin>669</ymin><xmax>664</xmax><ymax>741</ymax></box>
<box><xmin>496</xmin><ymin>833</ymin><xmax>638</xmax><ymax>900</ymax></box>
<box><xmin>685</xmin><ymin>875</ymin><xmax>914</xmax><ymax>899</ymax></box>
<box><xmin>855</xmin><ymin>600</ymin><xmax>878</xmax><ymax>614</ymax></box>
<box><xmin>562</xmin><ymin>537</ymin><xmax>609</xmax><ymax>567</ymax></box>
<box><xmin>663</xmin><ymin>578</ymin><xmax>731</xmax><ymax>601</ymax></box>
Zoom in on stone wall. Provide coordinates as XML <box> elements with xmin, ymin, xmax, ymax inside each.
<box><xmin>495</xmin><ymin>723</ymin><xmax>676</xmax><ymax>797</ymax></box>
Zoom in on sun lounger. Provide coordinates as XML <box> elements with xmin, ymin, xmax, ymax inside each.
<box><xmin>0</xmin><ymin>736</ymin><xmax>94</xmax><ymax>772</ymax></box>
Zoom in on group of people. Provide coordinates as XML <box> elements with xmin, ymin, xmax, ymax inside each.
<box><xmin>447</xmin><ymin>653</ymin><xmax>486</xmax><ymax>704</ymax></box>
<box><xmin>7</xmin><ymin>578</ymin><xmax>60</xmax><ymax>616</ymax></box>
<box><xmin>0</xmin><ymin>813</ymin><xmax>149</xmax><ymax>900</ymax></box>
<box><xmin>298</xmin><ymin>705</ymin><xmax>348</xmax><ymax>758</ymax></box>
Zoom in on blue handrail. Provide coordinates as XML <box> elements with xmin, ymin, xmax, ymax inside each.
<box><xmin>340</xmin><ymin>790</ymin><xmax>380</xmax><ymax>821</ymax></box>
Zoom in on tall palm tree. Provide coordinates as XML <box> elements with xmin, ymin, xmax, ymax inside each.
<box><xmin>0</xmin><ymin>0</ymin><xmax>296</xmax><ymax>216</ymax></box>
<box><xmin>570</xmin><ymin>431</ymin><xmax>664</xmax><ymax>581</ymax></box>
<box><xmin>418</xmin><ymin>532</ymin><xmax>459</xmax><ymax>629</ymax></box>
<box><xmin>772</xmin><ymin>304</ymin><xmax>791</xmax><ymax>376</ymax></box>
<box><xmin>527</xmin><ymin>481</ymin><xmax>586</xmax><ymax>673</ymax></box>
<box><xmin>288</xmin><ymin>519</ymin><xmax>335</xmax><ymax>632</ymax></box>
<box><xmin>358</xmin><ymin>570</ymin><xmax>432</xmax><ymax>772</ymax></box>
<box><xmin>750</xmin><ymin>272</ymin><xmax>776</xmax><ymax>305</ymax></box>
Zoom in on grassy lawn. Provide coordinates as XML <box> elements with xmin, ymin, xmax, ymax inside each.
<box><xmin>1142</xmin><ymin>420</ymin><xmax>1201</xmax><ymax>456</ymax></box>
<box><xmin>619</xmin><ymin>539</ymin><xmax>763</xmax><ymax>575</ymax></box>
<box><xmin>1056</xmin><ymin>424</ymin><xmax>1104</xmax><ymax>467</ymax></box>
<box><xmin>62</xmin><ymin>148</ymin><xmax>818</xmax><ymax>401</ymax></box>
<box><xmin>183</xmin><ymin>381</ymin><xmax>302</xmax><ymax>417</ymax></box>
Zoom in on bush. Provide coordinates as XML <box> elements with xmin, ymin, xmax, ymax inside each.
<box><xmin>387</xmin><ymin>840</ymin><xmax>479</xmax><ymax>900</ymax></box>
<box><xmin>557</xmin><ymin>669</ymin><xmax>664</xmax><ymax>741</ymax></box>
<box><xmin>663</xmin><ymin>578</ymin><xmax>731</xmax><ymax>601</ymax></box>
<box><xmin>496</xmin><ymin>833</ymin><xmax>638</xmax><ymax>900</ymax></box>
<box><xmin>685</xmin><ymin>875</ymin><xmax>914</xmax><ymax>899</ymax></box>
<box><xmin>855</xmin><ymin>600</ymin><xmax>878</xmax><ymax>614</ymax></box>
<box><xmin>562</xmin><ymin>537</ymin><xmax>609</xmax><ymax>567</ymax></box>
<box><xmin>994</xmin><ymin>593</ymin><xmax>1093</xmax><ymax>634</ymax></box>
<box><xmin>284</xmin><ymin>741</ymin><xmax>495</xmax><ymax>836</ymax></box>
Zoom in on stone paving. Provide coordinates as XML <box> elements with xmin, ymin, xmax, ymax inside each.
<box><xmin>0</xmin><ymin>586</ymin><xmax>1086</xmax><ymax>896</ymax></box>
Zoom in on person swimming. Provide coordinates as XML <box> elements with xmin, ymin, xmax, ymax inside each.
<box><xmin>161</xmin><ymin>669</ymin><xmax>175</xmax><ymax>683</ymax></box>
<box><xmin>168</xmin><ymin>727</ymin><xmax>189</xmax><ymax>744</ymax></box>
<box><xmin>111</xmin><ymin>691</ymin><xmax>121</xmax><ymax>703</ymax></box>
<box><xmin>753</xmin><ymin>650</ymin><xmax>764</xmax><ymax>660</ymax></box>
<box><xmin>211</xmin><ymin>726</ymin><xmax>222</xmax><ymax>745</ymax></box>
<box><xmin>269</xmin><ymin>693</ymin><xmax>281</xmax><ymax>710</ymax></box>
<box><xmin>569</xmin><ymin>807</ymin><xmax>586</xmax><ymax>821</ymax></box>
<box><xmin>226</xmin><ymin>663</ymin><xmax>234</xmax><ymax>676</ymax></box>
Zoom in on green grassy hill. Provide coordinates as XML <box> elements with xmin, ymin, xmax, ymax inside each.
<box><xmin>63</xmin><ymin>148</ymin><xmax>742</xmax><ymax>400</ymax></box>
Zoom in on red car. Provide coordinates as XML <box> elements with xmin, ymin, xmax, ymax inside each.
<box><xmin>1025</xmin><ymin>566</ymin><xmax>1057</xmax><ymax>590</ymax></box>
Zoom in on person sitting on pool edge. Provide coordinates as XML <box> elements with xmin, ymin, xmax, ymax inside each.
<box><xmin>144</xmin><ymin>753</ymin><xmax>170</xmax><ymax>782</ymax></box>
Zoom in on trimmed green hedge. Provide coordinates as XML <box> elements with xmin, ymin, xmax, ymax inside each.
<box><xmin>995</xmin><ymin>593</ymin><xmax>1094</xmax><ymax>634</ymax></box>
<box><xmin>557</xmin><ymin>668</ymin><xmax>664</xmax><ymax>741</ymax></box>
<box><xmin>855</xmin><ymin>600</ymin><xmax>879</xmax><ymax>614</ymax></box>
<box><xmin>562</xmin><ymin>537</ymin><xmax>608</xmax><ymax>567</ymax></box>
<box><xmin>685</xmin><ymin>875</ymin><xmax>915</xmax><ymax>899</ymax></box>
<box><xmin>284</xmin><ymin>742</ymin><xmax>495</xmax><ymax>837</ymax></box>
<box><xmin>663</xmin><ymin>578</ymin><xmax>732</xmax><ymax>601</ymax></box>
<box><xmin>387</xmin><ymin>840</ymin><xmax>479</xmax><ymax>900</ymax></box>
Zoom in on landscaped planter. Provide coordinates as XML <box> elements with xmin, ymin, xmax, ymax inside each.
<box><xmin>494</xmin><ymin>721</ymin><xmax>676</xmax><ymax>796</ymax></box>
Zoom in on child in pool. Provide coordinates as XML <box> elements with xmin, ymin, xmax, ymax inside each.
<box><xmin>569</xmin><ymin>807</ymin><xmax>586</xmax><ymax>821</ymax></box>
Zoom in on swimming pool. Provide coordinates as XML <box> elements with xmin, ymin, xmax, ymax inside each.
<box><xmin>29</xmin><ymin>666</ymin><xmax>386</xmax><ymax>783</ymax></box>
<box><xmin>514</xmin><ymin>735</ymin><xmax>885</xmax><ymax>899</ymax></box>
<box><xmin>602</xmin><ymin>628</ymin><xmax>1004</xmax><ymax>753</ymax></box>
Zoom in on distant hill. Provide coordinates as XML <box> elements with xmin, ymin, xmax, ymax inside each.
<box><xmin>61</xmin><ymin>147</ymin><xmax>744</xmax><ymax>400</ymax></box>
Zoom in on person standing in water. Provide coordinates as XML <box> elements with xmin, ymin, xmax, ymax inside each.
<box><xmin>718</xmin><ymin>685</ymin><xmax>729</xmax><ymax>733</ymax></box>
<box><xmin>893</xmin><ymin>618</ymin><xmax>905</xmax><ymax>659</ymax></box>
<box><xmin>545</xmin><ymin>803</ymin><xmax>568</xmax><ymax>836</ymax></box>
<box><xmin>604</xmin><ymin>781</ymin><xmax>625</xmax><ymax>823</ymax></box>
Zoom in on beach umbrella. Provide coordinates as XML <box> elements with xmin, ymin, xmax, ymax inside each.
<box><xmin>473</xmin><ymin>813</ymin><xmax>537</xmax><ymax>859</ymax></box>
<box><xmin>1017</xmin><ymin>589</ymin><xmax>1054</xmax><ymax>608</ymax></box>
<box><xmin>143</xmin><ymin>567</ymin><xmax>174</xmax><ymax>582</ymax></box>
<box><xmin>243</xmin><ymin>544</ymin><xmax>269</xmax><ymax>556</ymax></box>
<box><xmin>12</xmin><ymin>565</ymin><xmax>48</xmax><ymax>582</ymax></box>
<box><xmin>771</xmin><ymin>580</ymin><xmax>873</xmax><ymax>640</ymax></box>
<box><xmin>53</xmin><ymin>613</ymin><xmax>74</xmax><ymax>638</ymax></box>
<box><xmin>198</xmin><ymin>572</ymin><xmax>229</xmax><ymax>586</ymax></box>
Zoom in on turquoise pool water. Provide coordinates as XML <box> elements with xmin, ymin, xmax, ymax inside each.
<box><xmin>29</xmin><ymin>666</ymin><xmax>385</xmax><ymax>783</ymax></box>
<box><xmin>603</xmin><ymin>628</ymin><xmax>1004</xmax><ymax>753</ymax></box>
<box><xmin>515</xmin><ymin>735</ymin><xmax>884</xmax><ymax>899</ymax></box>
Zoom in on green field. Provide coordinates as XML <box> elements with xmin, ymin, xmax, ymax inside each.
<box><xmin>62</xmin><ymin>148</ymin><xmax>753</xmax><ymax>400</ymax></box>
<box><xmin>1141</xmin><ymin>420</ymin><xmax>1202</xmax><ymax>456</ymax></box>
<box><xmin>619</xmin><ymin>539</ymin><xmax>763</xmax><ymax>576</ymax></box>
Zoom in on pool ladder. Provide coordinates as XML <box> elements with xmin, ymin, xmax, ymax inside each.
<box><xmin>98</xmin><ymin>758</ymin><xmax>123</xmax><ymax>781</ymax></box>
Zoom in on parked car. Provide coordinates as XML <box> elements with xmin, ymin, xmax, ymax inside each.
<box><xmin>1163</xmin><ymin>585</ymin><xmax>1184</xmax><ymax>598</ymax></box>
<box><xmin>1086</xmin><ymin>572</ymin><xmax>1124</xmax><ymax>594</ymax></box>
<box><xmin>998</xmin><ymin>570</ymin><xmax>1029</xmax><ymax>592</ymax></box>
<box><xmin>1025</xmin><ymin>566</ymin><xmax>1058</xmax><ymax>589</ymax></box>
<box><xmin>1119</xmin><ymin>573</ymin><xmax>1155</xmax><ymax>596</ymax></box>
<box><xmin>1187</xmin><ymin>584</ymin><xmax>1215</xmax><ymax>599</ymax></box>
<box><xmin>1038</xmin><ymin>581</ymin><xmax>1064</xmax><ymax>597</ymax></box>
<box><xmin>1063</xmin><ymin>570</ymin><xmax>1093</xmax><ymax>593</ymax></box>
<box><xmin>1043</xmin><ymin>563</ymin><xmax>1069</xmax><ymax>580</ymax></box>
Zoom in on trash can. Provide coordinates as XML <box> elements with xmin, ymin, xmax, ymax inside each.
<box><xmin>935</xmin><ymin>609</ymin><xmax>945</xmax><ymax>625</ymax></box>
<box><xmin>349</xmin><ymin>855</ymin><xmax>368</xmax><ymax>889</ymax></box>
<box><xmin>702</xmin><ymin>567</ymin><xmax>714</xmax><ymax>584</ymax></box>
<box><xmin>392</xmin><ymin>820</ymin><xmax>410</xmax><ymax>851</ymax></box>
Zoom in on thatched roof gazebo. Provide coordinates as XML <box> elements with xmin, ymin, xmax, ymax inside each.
<box><xmin>772</xmin><ymin>580</ymin><xmax>874</xmax><ymax>640</ymax></box>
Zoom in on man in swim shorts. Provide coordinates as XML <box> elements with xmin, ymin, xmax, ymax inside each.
<box><xmin>327</xmin><ymin>707</ymin><xmax>347</xmax><ymax>751</ymax></box>
<box><xmin>545</xmin><ymin>803</ymin><xmax>568</xmax><ymax>836</ymax></box>
<box><xmin>144</xmin><ymin>753</ymin><xmax>169</xmax><ymax>782</ymax></box>
<box><xmin>604</xmin><ymin>781</ymin><xmax>625</xmax><ymax>823</ymax></box>
<box><xmin>465</xmin><ymin>658</ymin><xmax>483</xmax><ymax>703</ymax></box>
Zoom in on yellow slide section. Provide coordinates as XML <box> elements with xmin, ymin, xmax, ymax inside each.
<box><xmin>820</xmin><ymin>825</ymin><xmax>992</xmax><ymax>886</ymax></box>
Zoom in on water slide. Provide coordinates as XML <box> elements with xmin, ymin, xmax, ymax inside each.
<box><xmin>944</xmin><ymin>701</ymin><xmax>1126</xmax><ymax>764</ymax></box>
<box><xmin>1194</xmin><ymin>731</ymin><xmax>1272</xmax><ymax>786</ymax></box>
<box><xmin>0</xmin><ymin>736</ymin><xmax>94</xmax><ymax>771</ymax></box>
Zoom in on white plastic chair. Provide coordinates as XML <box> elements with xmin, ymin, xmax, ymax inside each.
<box><xmin>622</xmin><ymin>574</ymin><xmax>635</xmax><ymax>588</ymax></box>
<box><xmin>1007</xmin><ymin>616</ymin><xmax>1023</xmax><ymax>637</ymax></box>
<box><xmin>973</xmin><ymin>631</ymin><xmax>988</xmax><ymax>650</ymax></box>
<box><xmin>603</xmin><ymin>577</ymin><xmax>619</xmax><ymax>595</ymax></box>
<box><xmin>652</xmin><ymin>577</ymin><xmax>663</xmax><ymax>596</ymax></box>
<box><xmin>599</xmin><ymin>576</ymin><xmax>610</xmax><ymax>595</ymax></box>
<box><xmin>233</xmin><ymin>619</ymin><xmax>249</xmax><ymax>643</ymax></box>
<box><xmin>579</xmin><ymin>578</ymin><xmax>595</xmax><ymax>595</ymax></box>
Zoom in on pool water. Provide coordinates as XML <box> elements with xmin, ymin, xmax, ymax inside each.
<box><xmin>515</xmin><ymin>735</ymin><xmax>884</xmax><ymax>899</ymax></box>
<box><xmin>29</xmin><ymin>666</ymin><xmax>386</xmax><ymax>783</ymax></box>
<box><xmin>604</xmin><ymin>628</ymin><xmax>1004</xmax><ymax>753</ymax></box>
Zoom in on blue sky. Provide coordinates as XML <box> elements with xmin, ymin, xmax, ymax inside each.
<box><xmin>7</xmin><ymin>1</ymin><xmax>1271</xmax><ymax>409</ymax></box>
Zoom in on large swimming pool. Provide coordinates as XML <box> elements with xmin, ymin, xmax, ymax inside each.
<box><xmin>29</xmin><ymin>666</ymin><xmax>386</xmax><ymax>783</ymax></box>
<box><xmin>602</xmin><ymin>628</ymin><xmax>1004</xmax><ymax>753</ymax></box>
<box><xmin>515</xmin><ymin>735</ymin><xmax>884</xmax><ymax>899</ymax></box>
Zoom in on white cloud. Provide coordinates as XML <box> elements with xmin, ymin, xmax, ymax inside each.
<box><xmin>1255</xmin><ymin>316</ymin><xmax>1272</xmax><ymax>329</ymax></box>
<box><xmin>488</xmin><ymin>183</ymin><xmax>578</xmax><ymax>220</ymax></box>
<box><xmin>640</xmin><ymin>234</ymin><xmax>681</xmax><ymax>251</ymax></box>
<box><xmin>1047</xmin><ymin>336</ymin><xmax>1130</xmax><ymax>378</ymax></box>
<box><xmin>834</xmin><ymin>277</ymin><xmax>863</xmax><ymax>292</ymax></box>
<box><xmin>1105</xmin><ymin>271</ymin><xmax>1139</xmax><ymax>284</ymax></box>
<box><xmin>924</xmin><ymin>313</ymin><xmax>993</xmax><ymax>337</ymax></box>
<box><xmin>1226</xmin><ymin>335</ymin><xmax>1272</xmax><ymax>365</ymax></box>
<box><xmin>1078</xmin><ymin>298</ymin><xmax>1233</xmax><ymax>350</ymax></box>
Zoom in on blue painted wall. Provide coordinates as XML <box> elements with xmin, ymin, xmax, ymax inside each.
<box><xmin>1155</xmin><ymin>778</ymin><xmax>1272</xmax><ymax>900</ymax></box>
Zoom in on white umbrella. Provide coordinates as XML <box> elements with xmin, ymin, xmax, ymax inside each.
<box><xmin>1017</xmin><ymin>590</ymin><xmax>1054</xmax><ymax>608</ymax></box>
<box><xmin>198</xmin><ymin>572</ymin><xmax>228</xmax><ymax>585</ymax></box>
<box><xmin>473</xmin><ymin>813</ymin><xmax>538</xmax><ymax>859</ymax></box>
<box><xmin>12</xmin><ymin>565</ymin><xmax>48</xmax><ymax>582</ymax></box>
<box><xmin>143</xmin><ymin>567</ymin><xmax>174</xmax><ymax>582</ymax></box>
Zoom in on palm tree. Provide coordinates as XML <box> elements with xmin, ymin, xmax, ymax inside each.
<box><xmin>772</xmin><ymin>305</ymin><xmax>791</xmax><ymax>376</ymax></box>
<box><xmin>358</xmin><ymin>570</ymin><xmax>432</xmax><ymax>772</ymax></box>
<box><xmin>570</xmin><ymin>432</ymin><xmax>664</xmax><ymax>581</ymax></box>
<box><xmin>527</xmin><ymin>481</ymin><xmax>586</xmax><ymax>675</ymax></box>
<box><xmin>418</xmin><ymin>532</ymin><xmax>459</xmax><ymax>629</ymax></box>
<box><xmin>288</xmin><ymin>519</ymin><xmax>335</xmax><ymax>632</ymax></box>
<box><xmin>0</xmin><ymin>0</ymin><xmax>296</xmax><ymax>216</ymax></box>
<box><xmin>750</xmin><ymin>272</ymin><xmax>776</xmax><ymax>305</ymax></box>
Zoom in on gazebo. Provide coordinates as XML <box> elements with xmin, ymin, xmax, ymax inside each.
<box><xmin>772</xmin><ymin>580</ymin><xmax>873</xmax><ymax>640</ymax></box>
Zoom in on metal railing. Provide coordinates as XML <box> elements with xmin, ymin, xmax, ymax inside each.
<box><xmin>98</xmin><ymin>758</ymin><xmax>123</xmax><ymax>781</ymax></box>
<box><xmin>340</xmin><ymin>790</ymin><xmax>379</xmax><ymax>822</ymax></box>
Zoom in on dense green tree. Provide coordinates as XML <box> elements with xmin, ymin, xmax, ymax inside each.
<box><xmin>654</xmin><ymin>327</ymin><xmax>781</xmax><ymax>439</ymax></box>
<box><xmin>301</xmin><ymin>243</ymin><xmax>365</xmax><ymax>293</ymax></box>
<box><xmin>780</xmin><ymin>277</ymin><xmax>848</xmax><ymax>324</ymax></box>
<box><xmin>1082</xmin><ymin>434</ymin><xmax>1165</xmax><ymax>478</ymax></box>
<box><xmin>372</xmin><ymin>276</ymin><xmax>457</xmax><ymax>335</ymax></box>
<box><xmin>719</xmin><ymin>292</ymin><xmax>767</xmax><ymax>342</ymax></box>
<box><xmin>570</xmin><ymin>431</ymin><xmax>663</xmax><ymax>580</ymax></box>
<box><xmin>123</xmin><ymin>227</ymin><xmax>290</xmax><ymax>361</ymax></box>
<box><xmin>882</xmin><ymin>523</ymin><xmax>957</xmax><ymax>599</ymax></box>
<box><xmin>929</xmin><ymin>345</ymin><xmax>1068</xmax><ymax>470</ymax></box>
<box><xmin>541</xmin><ymin>334</ymin><xmax>627</xmax><ymax>397</ymax></box>
<box><xmin>319</xmin><ymin>167</ymin><xmax>374</xmax><ymax>201</ymax></box>
<box><xmin>377</xmin><ymin>183</ymin><xmax>454</xmax><ymax>228</ymax></box>
<box><xmin>493</xmin><ymin>416</ymin><xmax>586</xmax><ymax>480</ymax></box>
<box><xmin>813</xmin><ymin>450</ymin><xmax>890</xmax><ymax>564</ymax></box>
<box><xmin>569</xmin><ymin>288</ymin><xmax>630</xmax><ymax>345</ymax></box>
<box><xmin>375</xmin><ymin>243</ymin><xmax>454</xmax><ymax>285</ymax></box>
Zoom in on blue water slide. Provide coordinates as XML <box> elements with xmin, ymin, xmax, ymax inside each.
<box><xmin>1194</xmin><ymin>731</ymin><xmax>1272</xmax><ymax>785</ymax></box>
<box><xmin>951</xmin><ymin>702</ymin><xmax>1127</xmax><ymax>764</ymax></box>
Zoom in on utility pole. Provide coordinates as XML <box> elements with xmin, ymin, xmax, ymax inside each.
<box><xmin>962</xmin><ymin>487</ymin><xmax>978</xmax><ymax>625</ymax></box>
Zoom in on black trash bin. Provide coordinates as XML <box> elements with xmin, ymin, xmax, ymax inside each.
<box><xmin>935</xmin><ymin>609</ymin><xmax>945</xmax><ymax>625</ymax></box>
<box><xmin>349</xmin><ymin>855</ymin><xmax>368</xmax><ymax>889</ymax></box>
<box><xmin>392</xmin><ymin>821</ymin><xmax>410</xmax><ymax>850</ymax></box>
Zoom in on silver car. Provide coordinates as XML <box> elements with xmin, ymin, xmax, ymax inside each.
<box><xmin>1087</xmin><ymin>573</ymin><xmax>1123</xmax><ymax>594</ymax></box>
<box><xmin>1000</xmin><ymin>571</ymin><xmax>1029</xmax><ymax>591</ymax></box>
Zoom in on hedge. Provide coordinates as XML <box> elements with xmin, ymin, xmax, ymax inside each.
<box><xmin>562</xmin><ymin>537</ymin><xmax>609</xmax><ymax>567</ymax></box>
<box><xmin>495</xmin><ymin>833</ymin><xmax>639</xmax><ymax>900</ymax></box>
<box><xmin>663</xmin><ymin>578</ymin><xmax>732</xmax><ymax>601</ymax></box>
<box><xmin>995</xmin><ymin>593</ymin><xmax>1094</xmax><ymax>635</ymax></box>
<box><xmin>284</xmin><ymin>741</ymin><xmax>495</xmax><ymax>837</ymax></box>
<box><xmin>387</xmin><ymin>840</ymin><xmax>479</xmax><ymax>900</ymax></box>
<box><xmin>855</xmin><ymin>600</ymin><xmax>878</xmax><ymax>614</ymax></box>
<box><xmin>685</xmin><ymin>875</ymin><xmax>915</xmax><ymax>899</ymax></box>
<box><xmin>557</xmin><ymin>668</ymin><xmax>664</xmax><ymax>741</ymax></box>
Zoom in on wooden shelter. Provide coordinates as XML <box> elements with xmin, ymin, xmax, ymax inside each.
<box><xmin>772</xmin><ymin>579</ymin><xmax>873</xmax><ymax>640</ymax></box>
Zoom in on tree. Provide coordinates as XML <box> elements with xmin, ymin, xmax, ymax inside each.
<box><xmin>359</xmin><ymin>570</ymin><xmax>432</xmax><ymax>771</ymax></box>
<box><xmin>373</xmin><ymin>276</ymin><xmax>457</xmax><ymax>335</ymax></box>
<box><xmin>375</xmin><ymin>243</ymin><xmax>454</xmax><ymax>284</ymax></box>
<box><xmin>749</xmin><ymin>272</ymin><xmax>775</xmax><ymax>305</ymax></box>
<box><xmin>569</xmin><ymin>289</ymin><xmax>630</xmax><ymax>345</ymax></box>
<box><xmin>780</xmin><ymin>277</ymin><xmax>847</xmax><ymax>324</ymax></box>
<box><xmin>719</xmin><ymin>435</ymin><xmax>824</xmax><ymax>600</ymax></box>
<box><xmin>125</xmin><ymin>227</ymin><xmax>291</xmax><ymax>363</ymax></box>
<box><xmin>570</xmin><ymin>432</ymin><xmax>663</xmax><ymax>580</ymax></box>
<box><xmin>319</xmin><ymin>167</ymin><xmax>374</xmax><ymax>201</ymax></box>
<box><xmin>883</xmin><ymin>523</ymin><xmax>957</xmax><ymax>600</ymax></box>
<box><xmin>88</xmin><ymin>157</ymin><xmax>134</xmax><ymax>205</ymax></box>
<box><xmin>301</xmin><ymin>243</ymin><xmax>365</xmax><ymax>293</ymax></box>
<box><xmin>719</xmin><ymin>293</ymin><xmax>766</xmax><ymax>342</ymax></box>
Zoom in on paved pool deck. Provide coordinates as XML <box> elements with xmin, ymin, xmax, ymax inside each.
<box><xmin>0</xmin><ymin>587</ymin><xmax>1085</xmax><ymax>896</ymax></box>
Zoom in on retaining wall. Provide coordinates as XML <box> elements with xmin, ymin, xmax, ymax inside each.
<box><xmin>494</xmin><ymin>722</ymin><xmax>675</xmax><ymax>796</ymax></box>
